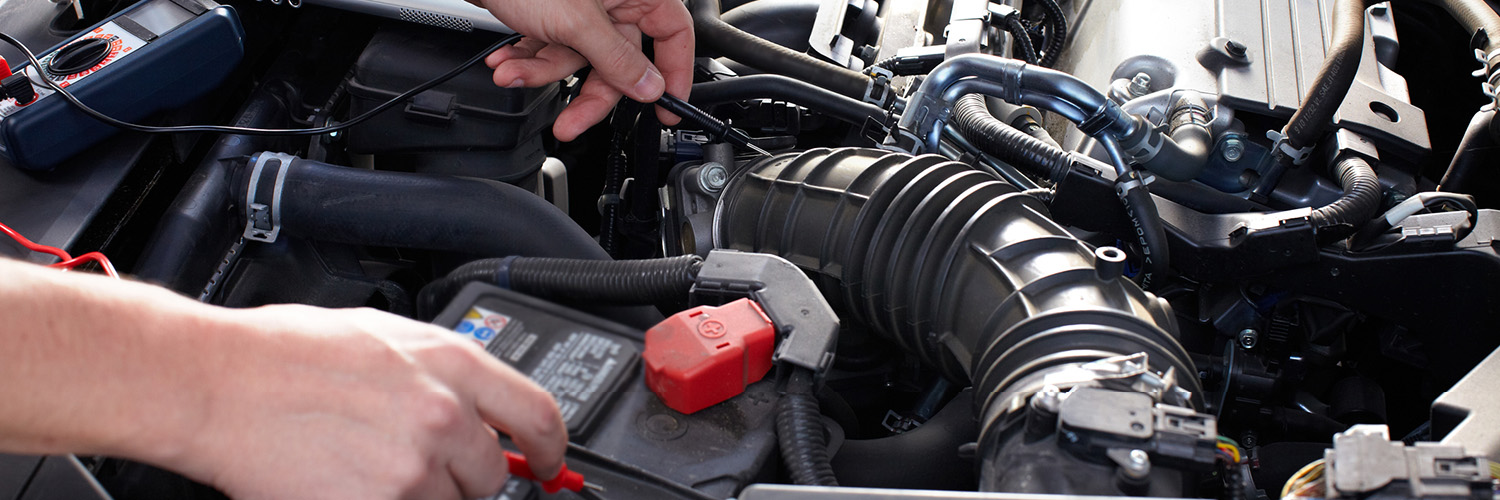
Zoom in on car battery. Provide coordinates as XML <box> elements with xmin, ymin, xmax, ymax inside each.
<box><xmin>433</xmin><ymin>283</ymin><xmax>780</xmax><ymax>498</ymax></box>
<box><xmin>0</xmin><ymin>0</ymin><xmax>245</xmax><ymax>171</ymax></box>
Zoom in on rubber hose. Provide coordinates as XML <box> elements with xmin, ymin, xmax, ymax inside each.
<box><xmin>777</xmin><ymin>368</ymin><xmax>838</xmax><ymax>486</ymax></box>
<box><xmin>1282</xmin><ymin>0</ymin><xmax>1369</xmax><ymax>151</ymax></box>
<box><xmin>1423</xmin><ymin>0</ymin><xmax>1500</xmax><ymax>55</ymax></box>
<box><xmin>1035</xmin><ymin>0</ymin><xmax>1068</xmax><ymax>68</ymax></box>
<box><xmin>1309</xmin><ymin>155</ymin><xmax>1382</xmax><ymax>237</ymax></box>
<box><xmin>689</xmin><ymin>0</ymin><xmax>871</xmax><ymax>99</ymax></box>
<box><xmin>136</xmin><ymin>85</ymin><xmax>295</xmax><ymax>292</ymax></box>
<box><xmin>690</xmin><ymin>75</ymin><xmax>888</xmax><ymax>126</ymax></box>
<box><xmin>951</xmin><ymin>94</ymin><xmax>1071</xmax><ymax>183</ymax></box>
<box><xmin>256</xmin><ymin>157</ymin><xmax>609</xmax><ymax>261</ymax></box>
<box><xmin>1004</xmin><ymin>16</ymin><xmax>1038</xmax><ymax>64</ymax></box>
<box><xmin>1118</xmin><ymin>179</ymin><xmax>1171</xmax><ymax>289</ymax></box>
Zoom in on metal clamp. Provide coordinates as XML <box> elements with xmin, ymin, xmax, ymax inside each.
<box><xmin>1266</xmin><ymin>129</ymin><xmax>1314</xmax><ymax>165</ymax></box>
<box><xmin>242</xmin><ymin>152</ymin><xmax>296</xmax><ymax>243</ymax></box>
<box><xmin>863</xmin><ymin>66</ymin><xmax>895</xmax><ymax>107</ymax></box>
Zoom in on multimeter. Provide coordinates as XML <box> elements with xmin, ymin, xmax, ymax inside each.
<box><xmin>0</xmin><ymin>0</ymin><xmax>245</xmax><ymax>171</ymax></box>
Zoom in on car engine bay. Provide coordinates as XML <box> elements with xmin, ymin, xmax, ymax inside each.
<box><xmin>1</xmin><ymin>0</ymin><xmax>1499</xmax><ymax>499</ymax></box>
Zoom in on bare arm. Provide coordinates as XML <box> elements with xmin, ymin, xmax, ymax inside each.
<box><xmin>0</xmin><ymin>258</ymin><xmax>566</xmax><ymax>499</ymax></box>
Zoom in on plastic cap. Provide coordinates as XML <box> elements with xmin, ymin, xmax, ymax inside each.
<box><xmin>643</xmin><ymin>298</ymin><xmax>776</xmax><ymax>414</ymax></box>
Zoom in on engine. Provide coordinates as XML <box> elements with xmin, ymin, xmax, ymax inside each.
<box><xmin>1</xmin><ymin>0</ymin><xmax>1498</xmax><ymax>499</ymax></box>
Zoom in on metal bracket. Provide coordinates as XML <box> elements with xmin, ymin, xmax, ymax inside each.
<box><xmin>242</xmin><ymin>152</ymin><xmax>296</xmax><ymax>243</ymax></box>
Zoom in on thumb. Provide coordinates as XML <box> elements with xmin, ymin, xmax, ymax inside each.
<box><xmin>563</xmin><ymin>19</ymin><xmax>663</xmax><ymax>101</ymax></box>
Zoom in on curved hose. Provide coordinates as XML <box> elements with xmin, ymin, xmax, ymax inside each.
<box><xmin>951</xmin><ymin>94</ymin><xmax>1070</xmax><ymax>183</ymax></box>
<box><xmin>247</xmin><ymin>157</ymin><xmax>609</xmax><ymax>261</ymax></box>
<box><xmin>1280</xmin><ymin>0</ymin><xmax>1368</xmax><ymax>152</ymax></box>
<box><xmin>691</xmin><ymin>75</ymin><xmax>888</xmax><ymax>126</ymax></box>
<box><xmin>1034</xmin><ymin>0</ymin><xmax>1068</xmax><ymax>68</ymax></box>
<box><xmin>1309</xmin><ymin>155</ymin><xmax>1382</xmax><ymax>237</ymax></box>
<box><xmin>777</xmin><ymin>368</ymin><xmax>838</xmax><ymax>486</ymax></box>
<box><xmin>689</xmin><ymin>0</ymin><xmax>871</xmax><ymax>99</ymax></box>
<box><xmin>1423</xmin><ymin>0</ymin><xmax>1500</xmax><ymax>55</ymax></box>
<box><xmin>418</xmin><ymin>255</ymin><xmax>703</xmax><ymax>315</ymax></box>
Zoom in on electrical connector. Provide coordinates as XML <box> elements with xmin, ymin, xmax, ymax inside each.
<box><xmin>0</xmin><ymin>56</ymin><xmax>35</xmax><ymax>105</ymax></box>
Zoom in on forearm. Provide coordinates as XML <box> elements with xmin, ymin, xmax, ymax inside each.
<box><xmin>0</xmin><ymin>258</ymin><xmax>223</xmax><ymax>464</ymax></box>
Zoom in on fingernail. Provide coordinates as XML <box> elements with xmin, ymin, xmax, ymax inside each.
<box><xmin>633</xmin><ymin>65</ymin><xmax>664</xmax><ymax>100</ymax></box>
<box><xmin>506</xmin><ymin>78</ymin><xmax>525</xmax><ymax>88</ymax></box>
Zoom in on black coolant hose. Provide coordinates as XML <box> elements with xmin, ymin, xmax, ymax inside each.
<box><xmin>1309</xmin><ymin>155</ymin><xmax>1382</xmax><ymax>237</ymax></box>
<box><xmin>239</xmin><ymin>155</ymin><xmax>608</xmax><ymax>261</ymax></box>
<box><xmin>418</xmin><ymin>255</ymin><xmax>702</xmax><ymax>316</ymax></box>
<box><xmin>951</xmin><ymin>94</ymin><xmax>1070</xmax><ymax>183</ymax></box>
<box><xmin>691</xmin><ymin>75</ymin><xmax>888</xmax><ymax>126</ymax></box>
<box><xmin>136</xmin><ymin>85</ymin><xmax>296</xmax><ymax>293</ymax></box>
<box><xmin>689</xmin><ymin>0</ymin><xmax>870</xmax><ymax>99</ymax></box>
<box><xmin>1279</xmin><ymin>0</ymin><xmax>1369</xmax><ymax>155</ymax></box>
<box><xmin>777</xmin><ymin>368</ymin><xmax>838</xmax><ymax>486</ymax></box>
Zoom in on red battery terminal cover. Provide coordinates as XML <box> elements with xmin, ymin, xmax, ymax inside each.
<box><xmin>643</xmin><ymin>298</ymin><xmax>776</xmax><ymax>414</ymax></box>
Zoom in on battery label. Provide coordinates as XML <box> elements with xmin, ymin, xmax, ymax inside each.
<box><xmin>531</xmin><ymin>332</ymin><xmax>626</xmax><ymax>424</ymax></box>
<box><xmin>449</xmin><ymin>303</ymin><xmax>638</xmax><ymax>432</ymax></box>
<box><xmin>0</xmin><ymin>22</ymin><xmax>146</xmax><ymax>120</ymax></box>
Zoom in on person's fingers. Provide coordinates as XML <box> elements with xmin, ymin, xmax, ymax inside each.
<box><xmin>446</xmin><ymin>423</ymin><xmax>509</xmax><ymax>498</ymax></box>
<box><xmin>490</xmin><ymin>43</ymin><xmax>589</xmax><ymax>89</ymax></box>
<box><xmin>486</xmin><ymin>38</ymin><xmax>547</xmax><ymax>68</ymax></box>
<box><xmin>406</xmin><ymin>470</ymin><xmax>463</xmax><ymax>500</ymax></box>
<box><xmin>554</xmin><ymin>10</ymin><xmax>664</xmax><ymax>102</ymax></box>
<box><xmin>466</xmin><ymin>356</ymin><xmax>568</xmax><ymax>480</ymax></box>
<box><xmin>632</xmin><ymin>0</ymin><xmax>695</xmax><ymax>125</ymax></box>
<box><xmin>553</xmin><ymin>76</ymin><xmax>622</xmax><ymax>141</ymax></box>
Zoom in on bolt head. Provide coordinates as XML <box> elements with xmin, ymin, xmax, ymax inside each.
<box><xmin>1222</xmin><ymin>137</ymin><xmax>1245</xmax><ymax>162</ymax></box>
<box><xmin>1128</xmin><ymin>72</ymin><xmax>1152</xmax><ymax>97</ymax></box>
<box><xmin>1129</xmin><ymin>449</ymin><xmax>1149</xmax><ymax>465</ymax></box>
<box><xmin>698</xmin><ymin>162</ymin><xmax>729</xmax><ymax>192</ymax></box>
<box><xmin>1237</xmin><ymin>328</ymin><xmax>1258</xmax><ymax>349</ymax></box>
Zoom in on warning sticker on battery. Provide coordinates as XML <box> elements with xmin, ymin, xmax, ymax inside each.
<box><xmin>448</xmin><ymin>302</ymin><xmax>637</xmax><ymax>433</ymax></box>
<box><xmin>529</xmin><ymin>332</ymin><xmax>628</xmax><ymax>424</ymax></box>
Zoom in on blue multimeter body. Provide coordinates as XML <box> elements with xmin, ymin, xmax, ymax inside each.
<box><xmin>0</xmin><ymin>0</ymin><xmax>245</xmax><ymax>171</ymax></box>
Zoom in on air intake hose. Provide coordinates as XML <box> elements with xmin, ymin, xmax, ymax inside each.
<box><xmin>714</xmin><ymin>148</ymin><xmax>1201</xmax><ymax>490</ymax></box>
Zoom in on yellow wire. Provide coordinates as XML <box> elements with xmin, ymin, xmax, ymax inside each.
<box><xmin>1282</xmin><ymin>459</ymin><xmax>1326</xmax><ymax>499</ymax></box>
<box><xmin>1218</xmin><ymin>443</ymin><xmax>1241</xmax><ymax>464</ymax></box>
<box><xmin>1489</xmin><ymin>460</ymin><xmax>1499</xmax><ymax>479</ymax></box>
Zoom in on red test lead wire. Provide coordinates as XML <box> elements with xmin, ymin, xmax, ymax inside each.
<box><xmin>0</xmin><ymin>221</ymin><xmax>120</xmax><ymax>278</ymax></box>
<box><xmin>502</xmin><ymin>451</ymin><xmax>603</xmax><ymax>494</ymax></box>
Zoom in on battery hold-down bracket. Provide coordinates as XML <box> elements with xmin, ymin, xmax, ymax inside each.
<box><xmin>690</xmin><ymin>250</ymin><xmax>840</xmax><ymax>374</ymax></box>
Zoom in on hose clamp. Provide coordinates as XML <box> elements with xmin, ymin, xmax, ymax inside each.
<box><xmin>243</xmin><ymin>152</ymin><xmax>296</xmax><ymax>243</ymax></box>
<box><xmin>863</xmin><ymin>66</ymin><xmax>894</xmax><ymax>107</ymax></box>
<box><xmin>1266</xmin><ymin>129</ymin><xmax>1313</xmax><ymax>165</ymax></box>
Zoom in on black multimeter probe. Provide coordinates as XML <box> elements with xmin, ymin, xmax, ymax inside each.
<box><xmin>654</xmin><ymin>92</ymin><xmax>771</xmax><ymax>155</ymax></box>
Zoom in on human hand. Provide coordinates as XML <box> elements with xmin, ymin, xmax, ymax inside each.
<box><xmin>156</xmin><ymin>305</ymin><xmax>566</xmax><ymax>500</ymax></box>
<box><xmin>472</xmin><ymin>0</ymin><xmax>694</xmax><ymax>141</ymax></box>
